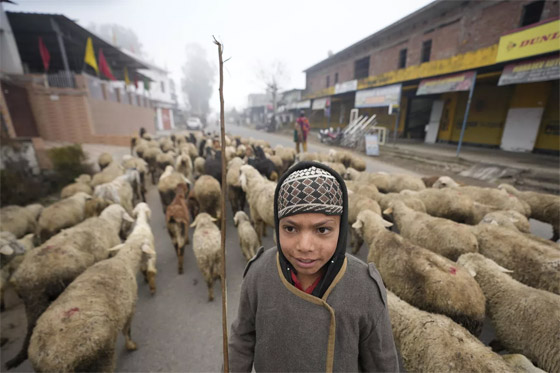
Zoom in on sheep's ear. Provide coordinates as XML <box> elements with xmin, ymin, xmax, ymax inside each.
<box><xmin>352</xmin><ymin>220</ymin><xmax>362</xmax><ymax>230</ymax></box>
<box><xmin>464</xmin><ymin>266</ymin><xmax>477</xmax><ymax>277</ymax></box>
<box><xmin>510</xmin><ymin>217</ymin><xmax>519</xmax><ymax>223</ymax></box>
<box><xmin>490</xmin><ymin>220</ymin><xmax>499</xmax><ymax>225</ymax></box>
<box><xmin>108</xmin><ymin>243</ymin><xmax>126</xmax><ymax>252</ymax></box>
<box><xmin>495</xmin><ymin>263</ymin><xmax>513</xmax><ymax>273</ymax></box>
<box><xmin>383</xmin><ymin>207</ymin><xmax>393</xmax><ymax>215</ymax></box>
<box><xmin>141</xmin><ymin>243</ymin><xmax>156</xmax><ymax>255</ymax></box>
<box><xmin>233</xmin><ymin>216</ymin><xmax>238</xmax><ymax>226</ymax></box>
<box><xmin>381</xmin><ymin>218</ymin><xmax>393</xmax><ymax>228</ymax></box>
<box><xmin>210</xmin><ymin>216</ymin><xmax>217</xmax><ymax>222</ymax></box>
<box><xmin>0</xmin><ymin>245</ymin><xmax>14</xmax><ymax>256</ymax></box>
<box><xmin>190</xmin><ymin>220</ymin><xmax>197</xmax><ymax>228</ymax></box>
<box><xmin>123</xmin><ymin>212</ymin><xmax>135</xmax><ymax>223</ymax></box>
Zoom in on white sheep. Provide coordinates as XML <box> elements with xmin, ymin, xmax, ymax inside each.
<box><xmin>5</xmin><ymin>204</ymin><xmax>134</xmax><ymax>369</ymax></box>
<box><xmin>344</xmin><ymin>168</ymin><xmax>425</xmax><ymax>193</ymax></box>
<box><xmin>193</xmin><ymin>156</ymin><xmax>206</xmax><ymax>178</ymax></box>
<box><xmin>0</xmin><ymin>203</ymin><xmax>43</xmax><ymax>238</ymax></box>
<box><xmin>401</xmin><ymin>188</ymin><xmax>473</xmax><ymax>223</ymax></box>
<box><xmin>60</xmin><ymin>174</ymin><xmax>93</xmax><ymax>199</ymax></box>
<box><xmin>28</xmin><ymin>203</ymin><xmax>155</xmax><ymax>372</ymax></box>
<box><xmin>457</xmin><ymin>253</ymin><xmax>560</xmax><ymax>373</ymax></box>
<box><xmin>233</xmin><ymin>211</ymin><xmax>260</xmax><ymax>261</ymax></box>
<box><xmin>157</xmin><ymin>165</ymin><xmax>190</xmax><ymax>213</ymax></box>
<box><xmin>353</xmin><ymin>210</ymin><xmax>486</xmax><ymax>335</ymax></box>
<box><xmin>122</xmin><ymin>155</ymin><xmax>148</xmax><ymax>202</ymax></box>
<box><xmin>239</xmin><ymin>164</ymin><xmax>276</xmax><ymax>242</ymax></box>
<box><xmin>499</xmin><ymin>183</ymin><xmax>560</xmax><ymax>241</ymax></box>
<box><xmin>175</xmin><ymin>151</ymin><xmax>194</xmax><ymax>183</ymax></box>
<box><xmin>97</xmin><ymin>152</ymin><xmax>113</xmax><ymax>170</ymax></box>
<box><xmin>347</xmin><ymin>191</ymin><xmax>381</xmax><ymax>254</ymax></box>
<box><xmin>451</xmin><ymin>185</ymin><xmax>531</xmax><ymax>217</ymax></box>
<box><xmin>431</xmin><ymin>175</ymin><xmax>460</xmax><ymax>188</ymax></box>
<box><xmin>94</xmin><ymin>174</ymin><xmax>135</xmax><ymax>215</ymax></box>
<box><xmin>479</xmin><ymin>210</ymin><xmax>531</xmax><ymax>233</ymax></box>
<box><xmin>388</xmin><ymin>290</ymin><xmax>532</xmax><ymax>373</ymax></box>
<box><xmin>37</xmin><ymin>192</ymin><xmax>91</xmax><ymax>243</ymax></box>
<box><xmin>91</xmin><ymin>162</ymin><xmax>124</xmax><ymax>187</ymax></box>
<box><xmin>190</xmin><ymin>213</ymin><xmax>222</xmax><ymax>301</ymax></box>
<box><xmin>385</xmin><ymin>200</ymin><xmax>478</xmax><ymax>261</ymax></box>
<box><xmin>191</xmin><ymin>175</ymin><xmax>222</xmax><ymax>223</ymax></box>
<box><xmin>471</xmin><ymin>223</ymin><xmax>560</xmax><ymax>294</ymax></box>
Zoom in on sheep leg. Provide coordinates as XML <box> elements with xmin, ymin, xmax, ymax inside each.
<box><xmin>5</xmin><ymin>294</ymin><xmax>48</xmax><ymax>369</ymax></box>
<box><xmin>146</xmin><ymin>271</ymin><xmax>156</xmax><ymax>295</ymax></box>
<box><xmin>176</xmin><ymin>244</ymin><xmax>184</xmax><ymax>275</ymax></box>
<box><xmin>123</xmin><ymin>316</ymin><xmax>137</xmax><ymax>351</ymax></box>
<box><xmin>552</xmin><ymin>226</ymin><xmax>559</xmax><ymax>242</ymax></box>
<box><xmin>82</xmin><ymin>346</ymin><xmax>116</xmax><ymax>373</ymax></box>
<box><xmin>207</xmin><ymin>278</ymin><xmax>214</xmax><ymax>302</ymax></box>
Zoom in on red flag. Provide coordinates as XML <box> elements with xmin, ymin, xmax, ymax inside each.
<box><xmin>98</xmin><ymin>48</ymin><xmax>116</xmax><ymax>81</ymax></box>
<box><xmin>38</xmin><ymin>37</ymin><xmax>50</xmax><ymax>71</ymax></box>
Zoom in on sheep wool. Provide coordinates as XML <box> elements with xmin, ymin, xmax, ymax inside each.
<box><xmin>353</xmin><ymin>210</ymin><xmax>486</xmax><ymax>335</ymax></box>
<box><xmin>6</xmin><ymin>204</ymin><xmax>132</xmax><ymax>369</ymax></box>
<box><xmin>457</xmin><ymin>253</ymin><xmax>560</xmax><ymax>373</ymax></box>
<box><xmin>471</xmin><ymin>224</ymin><xmax>560</xmax><ymax>294</ymax></box>
<box><xmin>28</xmin><ymin>203</ymin><xmax>155</xmax><ymax>373</ymax></box>
<box><xmin>388</xmin><ymin>291</ymin><xmax>521</xmax><ymax>373</ymax></box>
<box><xmin>190</xmin><ymin>213</ymin><xmax>222</xmax><ymax>301</ymax></box>
<box><xmin>0</xmin><ymin>203</ymin><xmax>43</xmax><ymax>238</ymax></box>
<box><xmin>388</xmin><ymin>200</ymin><xmax>478</xmax><ymax>261</ymax></box>
<box><xmin>37</xmin><ymin>192</ymin><xmax>90</xmax><ymax>243</ymax></box>
<box><xmin>239</xmin><ymin>165</ymin><xmax>276</xmax><ymax>242</ymax></box>
<box><xmin>233</xmin><ymin>211</ymin><xmax>260</xmax><ymax>261</ymax></box>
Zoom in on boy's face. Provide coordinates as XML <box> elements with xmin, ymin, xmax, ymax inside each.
<box><xmin>279</xmin><ymin>212</ymin><xmax>340</xmax><ymax>281</ymax></box>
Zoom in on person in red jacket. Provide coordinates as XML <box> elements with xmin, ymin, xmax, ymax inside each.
<box><xmin>296</xmin><ymin>110</ymin><xmax>310</xmax><ymax>152</ymax></box>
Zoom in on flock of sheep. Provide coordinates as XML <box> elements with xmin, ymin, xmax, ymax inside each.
<box><xmin>0</xmin><ymin>128</ymin><xmax>559</xmax><ymax>372</ymax></box>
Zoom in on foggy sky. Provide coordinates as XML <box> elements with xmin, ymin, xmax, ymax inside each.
<box><xmin>5</xmin><ymin>0</ymin><xmax>433</xmax><ymax>112</ymax></box>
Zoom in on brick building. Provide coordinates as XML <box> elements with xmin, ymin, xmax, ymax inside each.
<box><xmin>302</xmin><ymin>0</ymin><xmax>559</xmax><ymax>153</ymax></box>
<box><xmin>0</xmin><ymin>8</ymin><xmax>160</xmax><ymax>150</ymax></box>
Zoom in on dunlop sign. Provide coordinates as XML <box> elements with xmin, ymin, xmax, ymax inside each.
<box><xmin>496</xmin><ymin>19</ymin><xmax>560</xmax><ymax>63</ymax></box>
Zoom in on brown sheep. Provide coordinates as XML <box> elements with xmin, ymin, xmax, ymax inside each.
<box><xmin>165</xmin><ymin>184</ymin><xmax>191</xmax><ymax>274</ymax></box>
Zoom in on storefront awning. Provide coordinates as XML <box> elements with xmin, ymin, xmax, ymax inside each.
<box><xmin>355</xmin><ymin>84</ymin><xmax>401</xmax><ymax>108</ymax></box>
<box><xmin>417</xmin><ymin>71</ymin><xmax>476</xmax><ymax>95</ymax></box>
<box><xmin>295</xmin><ymin>100</ymin><xmax>311</xmax><ymax>109</ymax></box>
<box><xmin>498</xmin><ymin>55</ymin><xmax>560</xmax><ymax>86</ymax></box>
<box><xmin>312</xmin><ymin>97</ymin><xmax>329</xmax><ymax>110</ymax></box>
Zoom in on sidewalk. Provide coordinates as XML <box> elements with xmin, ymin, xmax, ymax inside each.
<box><xmin>302</xmin><ymin>129</ymin><xmax>559</xmax><ymax>194</ymax></box>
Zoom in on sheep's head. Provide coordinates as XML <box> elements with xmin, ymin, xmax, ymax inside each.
<box><xmin>432</xmin><ymin>176</ymin><xmax>459</xmax><ymax>189</ymax></box>
<box><xmin>456</xmin><ymin>253</ymin><xmax>513</xmax><ymax>278</ymax></box>
<box><xmin>190</xmin><ymin>212</ymin><xmax>216</xmax><ymax>228</ymax></box>
<box><xmin>497</xmin><ymin>183</ymin><xmax>518</xmax><ymax>195</ymax></box>
<box><xmin>344</xmin><ymin>167</ymin><xmax>359</xmax><ymax>180</ymax></box>
<box><xmin>233</xmin><ymin>211</ymin><xmax>249</xmax><ymax>227</ymax></box>
<box><xmin>133</xmin><ymin>202</ymin><xmax>152</xmax><ymax>221</ymax></box>
<box><xmin>352</xmin><ymin>210</ymin><xmax>392</xmax><ymax>238</ymax></box>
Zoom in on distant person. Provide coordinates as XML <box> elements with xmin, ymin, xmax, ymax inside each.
<box><xmin>139</xmin><ymin>127</ymin><xmax>146</xmax><ymax>139</ymax></box>
<box><xmin>297</xmin><ymin>110</ymin><xmax>310</xmax><ymax>152</ymax></box>
<box><xmin>228</xmin><ymin>162</ymin><xmax>399</xmax><ymax>372</ymax></box>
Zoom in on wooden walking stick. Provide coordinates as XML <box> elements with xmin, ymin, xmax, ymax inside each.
<box><xmin>213</xmin><ymin>36</ymin><xmax>229</xmax><ymax>373</ymax></box>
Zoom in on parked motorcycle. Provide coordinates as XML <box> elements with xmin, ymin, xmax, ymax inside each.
<box><xmin>318</xmin><ymin>127</ymin><xmax>343</xmax><ymax>145</ymax></box>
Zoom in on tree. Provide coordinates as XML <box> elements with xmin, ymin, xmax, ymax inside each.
<box><xmin>256</xmin><ymin>60</ymin><xmax>288</xmax><ymax>130</ymax></box>
<box><xmin>88</xmin><ymin>23</ymin><xmax>144</xmax><ymax>55</ymax></box>
<box><xmin>181</xmin><ymin>43</ymin><xmax>216</xmax><ymax>120</ymax></box>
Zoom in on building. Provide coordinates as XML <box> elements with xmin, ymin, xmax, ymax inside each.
<box><xmin>0</xmin><ymin>8</ymin><xmax>157</xmax><ymax>149</ymax></box>
<box><xmin>302</xmin><ymin>0</ymin><xmax>559</xmax><ymax>153</ymax></box>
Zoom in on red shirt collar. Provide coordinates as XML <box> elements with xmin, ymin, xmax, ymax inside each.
<box><xmin>290</xmin><ymin>271</ymin><xmax>322</xmax><ymax>294</ymax></box>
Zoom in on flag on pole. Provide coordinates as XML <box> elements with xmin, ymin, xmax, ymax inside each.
<box><xmin>124</xmin><ymin>67</ymin><xmax>131</xmax><ymax>85</ymax></box>
<box><xmin>38</xmin><ymin>37</ymin><xmax>50</xmax><ymax>71</ymax></box>
<box><xmin>143</xmin><ymin>77</ymin><xmax>150</xmax><ymax>91</ymax></box>
<box><xmin>98</xmin><ymin>48</ymin><xmax>116</xmax><ymax>81</ymax></box>
<box><xmin>84</xmin><ymin>37</ymin><xmax>99</xmax><ymax>74</ymax></box>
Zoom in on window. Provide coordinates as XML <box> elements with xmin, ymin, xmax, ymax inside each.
<box><xmin>161</xmin><ymin>81</ymin><xmax>165</xmax><ymax>93</ymax></box>
<box><xmin>520</xmin><ymin>0</ymin><xmax>544</xmax><ymax>27</ymax></box>
<box><xmin>334</xmin><ymin>72</ymin><xmax>339</xmax><ymax>84</ymax></box>
<box><xmin>326</xmin><ymin>75</ymin><xmax>330</xmax><ymax>88</ymax></box>
<box><xmin>354</xmin><ymin>56</ymin><xmax>370</xmax><ymax>79</ymax></box>
<box><xmin>421</xmin><ymin>40</ymin><xmax>432</xmax><ymax>63</ymax></box>
<box><xmin>398</xmin><ymin>49</ymin><xmax>407</xmax><ymax>69</ymax></box>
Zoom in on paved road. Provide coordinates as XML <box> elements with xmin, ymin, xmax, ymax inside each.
<box><xmin>0</xmin><ymin>125</ymin><xmax>553</xmax><ymax>372</ymax></box>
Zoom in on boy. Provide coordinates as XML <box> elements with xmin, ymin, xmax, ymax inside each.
<box><xmin>229</xmin><ymin>161</ymin><xmax>399</xmax><ymax>372</ymax></box>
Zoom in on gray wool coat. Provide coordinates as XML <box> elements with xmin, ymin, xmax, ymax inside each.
<box><xmin>228</xmin><ymin>247</ymin><xmax>399</xmax><ymax>372</ymax></box>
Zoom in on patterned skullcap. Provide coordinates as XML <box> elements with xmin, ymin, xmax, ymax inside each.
<box><xmin>277</xmin><ymin>166</ymin><xmax>343</xmax><ymax>219</ymax></box>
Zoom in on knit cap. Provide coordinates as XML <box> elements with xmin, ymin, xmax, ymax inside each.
<box><xmin>277</xmin><ymin>166</ymin><xmax>343</xmax><ymax>219</ymax></box>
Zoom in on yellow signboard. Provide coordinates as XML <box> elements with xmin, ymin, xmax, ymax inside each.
<box><xmin>496</xmin><ymin>19</ymin><xmax>560</xmax><ymax>63</ymax></box>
